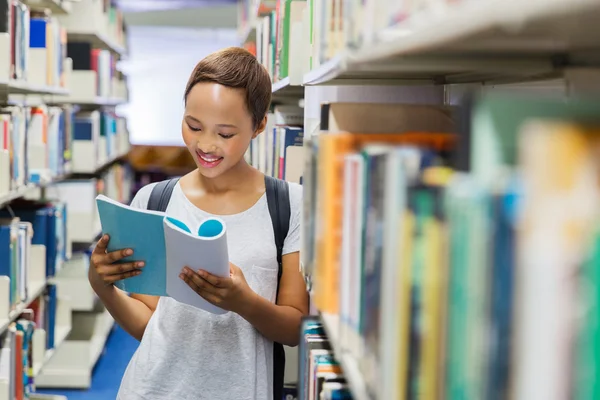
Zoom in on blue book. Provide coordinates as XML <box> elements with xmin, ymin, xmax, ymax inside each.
<box><xmin>29</xmin><ymin>18</ymin><xmax>47</xmax><ymax>49</ymax></box>
<box><xmin>46</xmin><ymin>284</ymin><xmax>56</xmax><ymax>349</ymax></box>
<box><xmin>0</xmin><ymin>225</ymin><xmax>13</xmax><ymax>307</ymax></box>
<box><xmin>96</xmin><ymin>195</ymin><xmax>231</xmax><ymax>314</ymax></box>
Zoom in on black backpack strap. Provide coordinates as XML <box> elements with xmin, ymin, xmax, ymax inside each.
<box><xmin>264</xmin><ymin>175</ymin><xmax>291</xmax><ymax>400</ymax></box>
<box><xmin>147</xmin><ymin>178</ymin><xmax>180</xmax><ymax>212</ymax></box>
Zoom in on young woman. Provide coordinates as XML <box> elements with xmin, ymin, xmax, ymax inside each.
<box><xmin>88</xmin><ymin>47</ymin><xmax>308</xmax><ymax>400</ymax></box>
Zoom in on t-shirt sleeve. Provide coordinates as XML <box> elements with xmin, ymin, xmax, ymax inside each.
<box><xmin>282</xmin><ymin>182</ymin><xmax>303</xmax><ymax>255</ymax></box>
<box><xmin>128</xmin><ymin>183</ymin><xmax>157</xmax><ymax>210</ymax></box>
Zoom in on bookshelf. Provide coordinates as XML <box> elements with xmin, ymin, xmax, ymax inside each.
<box><xmin>0</xmin><ymin>0</ymin><xmax>130</xmax><ymax>398</ymax></box>
<box><xmin>320</xmin><ymin>313</ymin><xmax>369</xmax><ymax>400</ymax></box>
<box><xmin>239</xmin><ymin>0</ymin><xmax>600</xmax><ymax>399</ymax></box>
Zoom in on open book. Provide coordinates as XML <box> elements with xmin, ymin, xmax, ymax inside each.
<box><xmin>95</xmin><ymin>195</ymin><xmax>230</xmax><ymax>314</ymax></box>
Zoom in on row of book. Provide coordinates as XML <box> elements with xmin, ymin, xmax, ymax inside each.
<box><xmin>68</xmin><ymin>40</ymin><xmax>125</xmax><ymax>98</ymax></box>
<box><xmin>299</xmin><ymin>316</ymin><xmax>352</xmax><ymax>400</ymax></box>
<box><xmin>0</xmin><ymin>104</ymin><xmax>75</xmax><ymax>192</ymax></box>
<box><xmin>1</xmin><ymin>284</ymin><xmax>61</xmax><ymax>400</ymax></box>
<box><xmin>0</xmin><ymin>104</ymin><xmax>130</xmax><ymax>198</ymax></box>
<box><xmin>70</xmin><ymin>109</ymin><xmax>130</xmax><ymax>173</ymax></box>
<box><xmin>0</xmin><ymin>200</ymin><xmax>68</xmax><ymax>294</ymax></box>
<box><xmin>303</xmin><ymin>95</ymin><xmax>600</xmax><ymax>399</ymax></box>
<box><xmin>242</xmin><ymin>0</ymin><xmax>305</xmax><ymax>84</ymax></box>
<box><xmin>307</xmin><ymin>0</ymin><xmax>472</xmax><ymax>69</ymax></box>
<box><xmin>246</xmin><ymin>105</ymin><xmax>304</xmax><ymax>183</ymax></box>
<box><xmin>0</xmin><ymin>0</ymin><xmax>69</xmax><ymax>88</ymax></box>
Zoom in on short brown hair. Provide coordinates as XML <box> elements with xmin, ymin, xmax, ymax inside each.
<box><xmin>184</xmin><ymin>47</ymin><xmax>272</xmax><ymax>129</ymax></box>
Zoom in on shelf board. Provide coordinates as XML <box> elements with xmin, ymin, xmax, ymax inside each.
<box><xmin>321</xmin><ymin>313</ymin><xmax>370</xmax><ymax>400</ymax></box>
<box><xmin>0</xmin><ymin>280</ymin><xmax>47</xmax><ymax>334</ymax></box>
<box><xmin>0</xmin><ymin>152</ymin><xmax>128</xmax><ymax>208</ymax></box>
<box><xmin>49</xmin><ymin>96</ymin><xmax>126</xmax><ymax>107</ymax></box>
<box><xmin>271</xmin><ymin>77</ymin><xmax>304</xmax><ymax>104</ymax></box>
<box><xmin>0</xmin><ymin>184</ymin><xmax>37</xmax><ymax>208</ymax></box>
<box><xmin>34</xmin><ymin>325</ymin><xmax>72</xmax><ymax>377</ymax></box>
<box><xmin>66</xmin><ymin>31</ymin><xmax>126</xmax><ymax>55</ymax></box>
<box><xmin>0</xmin><ymin>80</ymin><xmax>69</xmax><ymax>96</ymax></box>
<box><xmin>303</xmin><ymin>0</ymin><xmax>600</xmax><ymax>85</ymax></box>
<box><xmin>23</xmin><ymin>0</ymin><xmax>71</xmax><ymax>14</ymax></box>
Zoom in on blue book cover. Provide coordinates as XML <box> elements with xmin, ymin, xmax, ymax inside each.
<box><xmin>96</xmin><ymin>195</ymin><xmax>230</xmax><ymax>312</ymax></box>
<box><xmin>0</xmin><ymin>225</ymin><xmax>12</xmax><ymax>279</ymax></box>
<box><xmin>97</xmin><ymin>197</ymin><xmax>168</xmax><ymax>296</ymax></box>
<box><xmin>46</xmin><ymin>284</ymin><xmax>56</xmax><ymax>349</ymax></box>
<box><xmin>29</xmin><ymin>18</ymin><xmax>47</xmax><ymax>49</ymax></box>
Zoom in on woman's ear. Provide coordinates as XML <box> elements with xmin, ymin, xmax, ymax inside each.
<box><xmin>252</xmin><ymin>115</ymin><xmax>267</xmax><ymax>139</ymax></box>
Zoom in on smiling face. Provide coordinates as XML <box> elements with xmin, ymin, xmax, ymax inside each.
<box><xmin>182</xmin><ymin>82</ymin><xmax>265</xmax><ymax>179</ymax></box>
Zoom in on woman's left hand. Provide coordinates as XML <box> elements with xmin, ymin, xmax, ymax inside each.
<box><xmin>179</xmin><ymin>263</ymin><xmax>255</xmax><ymax>314</ymax></box>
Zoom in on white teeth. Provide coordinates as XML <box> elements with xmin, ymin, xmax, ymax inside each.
<box><xmin>199</xmin><ymin>154</ymin><xmax>220</xmax><ymax>163</ymax></box>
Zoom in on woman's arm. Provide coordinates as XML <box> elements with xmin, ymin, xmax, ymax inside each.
<box><xmin>90</xmin><ymin>279</ymin><xmax>157</xmax><ymax>341</ymax></box>
<box><xmin>89</xmin><ymin>235</ymin><xmax>159</xmax><ymax>341</ymax></box>
<box><xmin>238</xmin><ymin>252</ymin><xmax>309</xmax><ymax>346</ymax></box>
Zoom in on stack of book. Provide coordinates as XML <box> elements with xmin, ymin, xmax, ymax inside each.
<box><xmin>247</xmin><ymin>105</ymin><xmax>304</xmax><ymax>183</ymax></box>
<box><xmin>302</xmin><ymin>95</ymin><xmax>600</xmax><ymax>399</ymax></box>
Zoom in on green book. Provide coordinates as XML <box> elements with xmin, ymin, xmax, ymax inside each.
<box><xmin>575</xmin><ymin>225</ymin><xmax>600</xmax><ymax>400</ymax></box>
<box><xmin>471</xmin><ymin>95</ymin><xmax>600</xmax><ymax>189</ymax></box>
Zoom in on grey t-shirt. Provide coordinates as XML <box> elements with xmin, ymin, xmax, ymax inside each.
<box><xmin>116</xmin><ymin>181</ymin><xmax>302</xmax><ymax>400</ymax></box>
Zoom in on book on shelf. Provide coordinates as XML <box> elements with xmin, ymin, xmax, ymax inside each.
<box><xmin>67</xmin><ymin>41</ymin><xmax>126</xmax><ymax>99</ymax></box>
<box><xmin>0</xmin><ymin>218</ymin><xmax>33</xmax><ymax>308</ymax></box>
<box><xmin>0</xmin><ymin>284</ymin><xmax>61</xmax><ymax>399</ymax></box>
<box><xmin>0</xmin><ymin>0</ymin><xmax>71</xmax><ymax>88</ymax></box>
<box><xmin>302</xmin><ymin>94</ymin><xmax>600</xmax><ymax>400</ymax></box>
<box><xmin>248</xmin><ymin>105</ymin><xmax>304</xmax><ymax>183</ymax></box>
<box><xmin>29</xmin><ymin>10</ymin><xmax>68</xmax><ymax>88</ymax></box>
<box><xmin>0</xmin><ymin>103</ymin><xmax>75</xmax><ymax>197</ymax></box>
<box><xmin>95</xmin><ymin>195</ymin><xmax>231</xmax><ymax>314</ymax></box>
<box><xmin>71</xmin><ymin>109</ymin><xmax>130</xmax><ymax>173</ymax></box>
<box><xmin>298</xmin><ymin>316</ymin><xmax>352</xmax><ymax>400</ymax></box>
<box><xmin>243</xmin><ymin>0</ymin><xmax>305</xmax><ymax>83</ymax></box>
<box><xmin>0</xmin><ymin>200</ymin><xmax>68</xmax><ymax>278</ymax></box>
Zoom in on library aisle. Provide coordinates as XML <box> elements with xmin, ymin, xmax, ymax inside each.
<box><xmin>39</xmin><ymin>326</ymin><xmax>138</xmax><ymax>400</ymax></box>
<box><xmin>2</xmin><ymin>0</ymin><xmax>600</xmax><ymax>399</ymax></box>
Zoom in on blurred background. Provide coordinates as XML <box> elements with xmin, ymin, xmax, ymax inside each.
<box><xmin>1</xmin><ymin>0</ymin><xmax>600</xmax><ymax>399</ymax></box>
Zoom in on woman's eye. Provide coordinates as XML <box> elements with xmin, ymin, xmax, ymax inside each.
<box><xmin>187</xmin><ymin>123</ymin><xmax>201</xmax><ymax>132</ymax></box>
<box><xmin>219</xmin><ymin>133</ymin><xmax>235</xmax><ymax>139</ymax></box>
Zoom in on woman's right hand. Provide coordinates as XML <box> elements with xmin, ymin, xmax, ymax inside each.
<box><xmin>89</xmin><ymin>234</ymin><xmax>145</xmax><ymax>287</ymax></box>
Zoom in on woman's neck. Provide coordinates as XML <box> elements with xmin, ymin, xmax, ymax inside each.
<box><xmin>195</xmin><ymin>160</ymin><xmax>259</xmax><ymax>194</ymax></box>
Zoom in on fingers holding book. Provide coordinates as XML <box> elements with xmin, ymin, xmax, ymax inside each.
<box><xmin>179</xmin><ymin>263</ymin><xmax>252</xmax><ymax>314</ymax></box>
<box><xmin>90</xmin><ymin>234</ymin><xmax>145</xmax><ymax>285</ymax></box>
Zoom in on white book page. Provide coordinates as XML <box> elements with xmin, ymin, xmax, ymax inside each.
<box><xmin>164</xmin><ymin>217</ymin><xmax>230</xmax><ymax>314</ymax></box>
